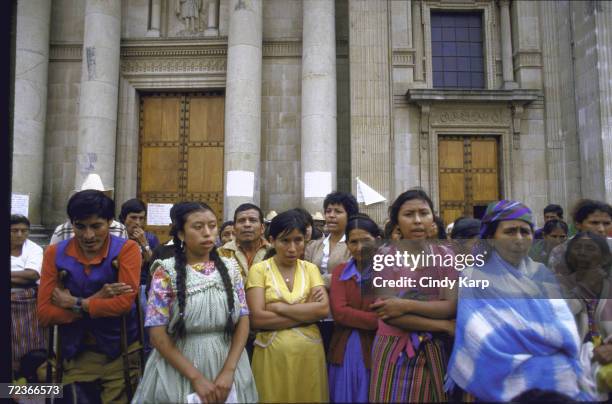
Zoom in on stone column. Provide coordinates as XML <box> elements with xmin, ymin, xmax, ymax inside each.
<box><xmin>12</xmin><ymin>0</ymin><xmax>52</xmax><ymax>225</ymax></box>
<box><xmin>75</xmin><ymin>0</ymin><xmax>121</xmax><ymax>194</ymax></box>
<box><xmin>205</xmin><ymin>0</ymin><xmax>219</xmax><ymax>36</ymax></box>
<box><xmin>499</xmin><ymin>0</ymin><xmax>517</xmax><ymax>89</ymax></box>
<box><xmin>146</xmin><ymin>0</ymin><xmax>162</xmax><ymax>37</ymax></box>
<box><xmin>223</xmin><ymin>0</ymin><xmax>262</xmax><ymax>220</ymax></box>
<box><xmin>301</xmin><ymin>0</ymin><xmax>337</xmax><ymax>213</ymax></box>
<box><xmin>349</xmin><ymin>0</ymin><xmax>392</xmax><ymax>223</ymax></box>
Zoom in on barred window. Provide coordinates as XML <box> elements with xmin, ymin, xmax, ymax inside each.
<box><xmin>431</xmin><ymin>11</ymin><xmax>484</xmax><ymax>88</ymax></box>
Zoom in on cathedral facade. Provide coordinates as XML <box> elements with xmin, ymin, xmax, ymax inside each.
<box><xmin>11</xmin><ymin>0</ymin><xmax>612</xmax><ymax>236</ymax></box>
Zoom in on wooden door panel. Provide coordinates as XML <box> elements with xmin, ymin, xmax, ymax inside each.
<box><xmin>439</xmin><ymin>140</ymin><xmax>464</xmax><ymax>168</ymax></box>
<box><xmin>439</xmin><ymin>173</ymin><xmax>465</xmax><ymax>201</ymax></box>
<box><xmin>142</xmin><ymin>97</ymin><xmax>181</xmax><ymax>142</ymax></box>
<box><xmin>187</xmin><ymin>147</ymin><xmax>224</xmax><ymax>193</ymax></box>
<box><xmin>140</xmin><ymin>148</ymin><xmax>181</xmax><ymax>193</ymax></box>
<box><xmin>189</xmin><ymin>96</ymin><xmax>225</xmax><ymax>142</ymax></box>
<box><xmin>471</xmin><ymin>140</ymin><xmax>497</xmax><ymax>168</ymax></box>
<box><xmin>472</xmin><ymin>173</ymin><xmax>498</xmax><ymax>201</ymax></box>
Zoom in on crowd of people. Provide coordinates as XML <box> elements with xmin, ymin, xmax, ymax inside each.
<box><xmin>9</xmin><ymin>173</ymin><xmax>612</xmax><ymax>403</ymax></box>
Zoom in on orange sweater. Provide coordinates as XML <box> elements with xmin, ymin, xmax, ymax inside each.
<box><xmin>37</xmin><ymin>237</ymin><xmax>141</xmax><ymax>326</ymax></box>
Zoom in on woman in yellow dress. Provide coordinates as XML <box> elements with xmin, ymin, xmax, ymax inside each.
<box><xmin>247</xmin><ymin>209</ymin><xmax>330</xmax><ymax>402</ymax></box>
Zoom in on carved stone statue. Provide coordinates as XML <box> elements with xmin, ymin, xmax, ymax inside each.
<box><xmin>176</xmin><ymin>0</ymin><xmax>203</xmax><ymax>32</ymax></box>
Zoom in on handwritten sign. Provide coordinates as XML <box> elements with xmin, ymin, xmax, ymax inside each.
<box><xmin>147</xmin><ymin>203</ymin><xmax>173</xmax><ymax>226</ymax></box>
<box><xmin>11</xmin><ymin>193</ymin><xmax>29</xmax><ymax>217</ymax></box>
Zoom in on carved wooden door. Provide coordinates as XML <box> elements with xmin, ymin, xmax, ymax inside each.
<box><xmin>438</xmin><ymin>136</ymin><xmax>500</xmax><ymax>226</ymax></box>
<box><xmin>139</xmin><ymin>93</ymin><xmax>224</xmax><ymax>243</ymax></box>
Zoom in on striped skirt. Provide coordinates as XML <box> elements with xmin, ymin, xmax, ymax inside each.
<box><xmin>369</xmin><ymin>334</ymin><xmax>449</xmax><ymax>403</ymax></box>
<box><xmin>11</xmin><ymin>288</ymin><xmax>48</xmax><ymax>374</ymax></box>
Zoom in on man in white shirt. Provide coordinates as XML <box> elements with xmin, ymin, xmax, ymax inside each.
<box><xmin>10</xmin><ymin>214</ymin><xmax>46</xmax><ymax>377</ymax></box>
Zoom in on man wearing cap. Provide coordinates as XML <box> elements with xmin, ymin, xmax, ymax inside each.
<box><xmin>49</xmin><ymin>174</ymin><xmax>127</xmax><ymax>244</ymax></box>
<box><xmin>219</xmin><ymin>203</ymin><xmax>271</xmax><ymax>280</ymax></box>
<box><xmin>38</xmin><ymin>190</ymin><xmax>142</xmax><ymax>403</ymax></box>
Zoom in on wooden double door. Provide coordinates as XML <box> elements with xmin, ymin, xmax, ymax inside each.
<box><xmin>138</xmin><ymin>93</ymin><xmax>224</xmax><ymax>242</ymax></box>
<box><xmin>438</xmin><ymin>135</ymin><xmax>500</xmax><ymax>226</ymax></box>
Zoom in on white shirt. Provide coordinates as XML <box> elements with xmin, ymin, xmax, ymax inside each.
<box><xmin>11</xmin><ymin>239</ymin><xmax>43</xmax><ymax>287</ymax></box>
<box><xmin>321</xmin><ymin>233</ymin><xmax>346</xmax><ymax>274</ymax></box>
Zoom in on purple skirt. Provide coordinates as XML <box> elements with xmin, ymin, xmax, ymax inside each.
<box><xmin>328</xmin><ymin>330</ymin><xmax>370</xmax><ymax>403</ymax></box>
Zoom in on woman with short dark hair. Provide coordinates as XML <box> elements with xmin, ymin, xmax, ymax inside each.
<box><xmin>304</xmin><ymin>191</ymin><xmax>358</xmax><ymax>286</ymax></box>
<box><xmin>10</xmin><ymin>214</ymin><xmax>46</xmax><ymax>377</ymax></box>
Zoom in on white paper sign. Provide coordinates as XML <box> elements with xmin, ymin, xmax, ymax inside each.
<box><xmin>356</xmin><ymin>177</ymin><xmax>386</xmax><ymax>206</ymax></box>
<box><xmin>11</xmin><ymin>193</ymin><xmax>29</xmax><ymax>217</ymax></box>
<box><xmin>226</xmin><ymin>170</ymin><xmax>254</xmax><ymax>197</ymax></box>
<box><xmin>304</xmin><ymin>171</ymin><xmax>332</xmax><ymax>198</ymax></box>
<box><xmin>147</xmin><ymin>203</ymin><xmax>173</xmax><ymax>226</ymax></box>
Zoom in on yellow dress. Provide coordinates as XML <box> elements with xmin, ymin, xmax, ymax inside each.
<box><xmin>247</xmin><ymin>258</ymin><xmax>329</xmax><ymax>403</ymax></box>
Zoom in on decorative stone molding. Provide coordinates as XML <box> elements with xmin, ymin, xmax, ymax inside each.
<box><xmin>262</xmin><ymin>40</ymin><xmax>301</xmax><ymax>58</ymax></box>
<box><xmin>406</xmin><ymin>88</ymin><xmax>542</xmax><ymax>103</ymax></box>
<box><xmin>392</xmin><ymin>49</ymin><xmax>416</xmax><ymax>67</ymax></box>
<box><xmin>511</xmin><ymin>102</ymin><xmax>524</xmax><ymax>149</ymax></box>
<box><xmin>420</xmin><ymin>103</ymin><xmax>431</xmax><ymax>150</ymax></box>
<box><xmin>49</xmin><ymin>44</ymin><xmax>83</xmax><ymax>61</ymax></box>
<box><xmin>513</xmin><ymin>51</ymin><xmax>543</xmax><ymax>70</ymax></box>
<box><xmin>430</xmin><ymin>108</ymin><xmax>510</xmax><ymax>127</ymax></box>
<box><xmin>121</xmin><ymin>58</ymin><xmax>226</xmax><ymax>74</ymax></box>
<box><xmin>120</xmin><ymin>38</ymin><xmax>228</xmax><ymax>58</ymax></box>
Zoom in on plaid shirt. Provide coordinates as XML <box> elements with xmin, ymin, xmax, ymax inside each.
<box><xmin>49</xmin><ymin>220</ymin><xmax>128</xmax><ymax>245</ymax></box>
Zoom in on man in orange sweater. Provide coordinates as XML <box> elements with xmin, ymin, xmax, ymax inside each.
<box><xmin>38</xmin><ymin>190</ymin><xmax>142</xmax><ymax>403</ymax></box>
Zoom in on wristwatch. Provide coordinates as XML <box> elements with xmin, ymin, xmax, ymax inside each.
<box><xmin>71</xmin><ymin>297</ymin><xmax>83</xmax><ymax>314</ymax></box>
<box><xmin>141</xmin><ymin>244</ymin><xmax>151</xmax><ymax>253</ymax></box>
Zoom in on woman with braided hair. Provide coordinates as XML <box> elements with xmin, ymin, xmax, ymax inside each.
<box><xmin>132</xmin><ymin>202</ymin><xmax>257</xmax><ymax>403</ymax></box>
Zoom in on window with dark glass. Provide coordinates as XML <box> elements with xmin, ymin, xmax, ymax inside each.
<box><xmin>431</xmin><ymin>11</ymin><xmax>484</xmax><ymax>88</ymax></box>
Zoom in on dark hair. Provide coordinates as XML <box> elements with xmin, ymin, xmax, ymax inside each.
<box><xmin>565</xmin><ymin>231</ymin><xmax>612</xmax><ymax>274</ymax></box>
<box><xmin>234</xmin><ymin>203</ymin><xmax>263</xmax><ymax>224</ymax></box>
<box><xmin>170</xmin><ymin>202</ymin><xmax>235</xmax><ymax>340</ymax></box>
<box><xmin>450</xmin><ymin>217</ymin><xmax>481</xmax><ymax>239</ymax></box>
<box><xmin>323</xmin><ymin>191</ymin><xmax>359</xmax><ymax>217</ymax></box>
<box><xmin>346</xmin><ymin>213</ymin><xmax>382</xmax><ymax>239</ymax></box>
<box><xmin>293</xmin><ymin>207</ymin><xmax>323</xmax><ymax>240</ymax></box>
<box><xmin>268</xmin><ymin>210</ymin><xmax>307</xmax><ymax>240</ymax></box>
<box><xmin>510</xmin><ymin>388</ymin><xmax>574</xmax><ymax>403</ymax></box>
<box><xmin>18</xmin><ymin>349</ymin><xmax>47</xmax><ymax>382</ymax></box>
<box><xmin>542</xmin><ymin>219</ymin><xmax>568</xmax><ymax>236</ymax></box>
<box><xmin>571</xmin><ymin>199</ymin><xmax>612</xmax><ymax>224</ymax></box>
<box><xmin>543</xmin><ymin>204</ymin><xmax>563</xmax><ymax>219</ymax></box>
<box><xmin>480</xmin><ymin>221</ymin><xmax>500</xmax><ymax>240</ymax></box>
<box><xmin>433</xmin><ymin>215</ymin><xmax>447</xmax><ymax>239</ymax></box>
<box><xmin>265</xmin><ymin>210</ymin><xmax>307</xmax><ymax>258</ymax></box>
<box><xmin>220</xmin><ymin>220</ymin><xmax>234</xmax><ymax>234</ymax></box>
<box><xmin>119</xmin><ymin>198</ymin><xmax>146</xmax><ymax>223</ymax></box>
<box><xmin>67</xmin><ymin>190</ymin><xmax>115</xmax><ymax>221</ymax></box>
<box><xmin>388</xmin><ymin>189</ymin><xmax>435</xmax><ymax>226</ymax></box>
<box><xmin>10</xmin><ymin>214</ymin><xmax>30</xmax><ymax>228</ymax></box>
<box><xmin>383</xmin><ymin>221</ymin><xmax>397</xmax><ymax>239</ymax></box>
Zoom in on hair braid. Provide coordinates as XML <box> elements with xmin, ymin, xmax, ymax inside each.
<box><xmin>210</xmin><ymin>247</ymin><xmax>235</xmax><ymax>340</ymax></box>
<box><xmin>173</xmin><ymin>236</ymin><xmax>188</xmax><ymax>339</ymax></box>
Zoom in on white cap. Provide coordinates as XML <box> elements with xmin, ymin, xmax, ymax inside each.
<box><xmin>77</xmin><ymin>173</ymin><xmax>113</xmax><ymax>192</ymax></box>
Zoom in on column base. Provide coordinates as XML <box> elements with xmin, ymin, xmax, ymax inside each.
<box><xmin>145</xmin><ymin>29</ymin><xmax>160</xmax><ymax>37</ymax></box>
<box><xmin>205</xmin><ymin>28</ymin><xmax>219</xmax><ymax>37</ymax></box>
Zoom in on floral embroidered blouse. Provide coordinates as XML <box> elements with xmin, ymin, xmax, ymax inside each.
<box><xmin>145</xmin><ymin>260</ymin><xmax>249</xmax><ymax>327</ymax></box>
